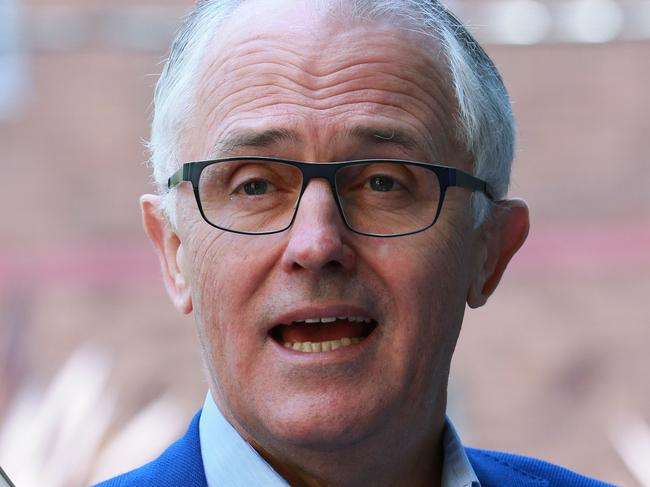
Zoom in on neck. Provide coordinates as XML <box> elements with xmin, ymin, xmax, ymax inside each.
<box><xmin>250</xmin><ymin>416</ymin><xmax>445</xmax><ymax>487</ymax></box>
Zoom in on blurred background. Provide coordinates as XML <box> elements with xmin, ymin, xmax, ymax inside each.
<box><xmin>0</xmin><ymin>0</ymin><xmax>648</xmax><ymax>485</ymax></box>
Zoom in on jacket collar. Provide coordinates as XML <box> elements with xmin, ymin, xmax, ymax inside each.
<box><xmin>466</xmin><ymin>448</ymin><xmax>549</xmax><ymax>487</ymax></box>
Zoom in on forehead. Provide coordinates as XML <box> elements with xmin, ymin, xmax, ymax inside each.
<box><xmin>185</xmin><ymin>0</ymin><xmax>463</xmax><ymax>164</ymax></box>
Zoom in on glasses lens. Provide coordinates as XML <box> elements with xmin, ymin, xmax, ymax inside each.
<box><xmin>198</xmin><ymin>159</ymin><xmax>303</xmax><ymax>233</ymax></box>
<box><xmin>336</xmin><ymin>162</ymin><xmax>441</xmax><ymax>236</ymax></box>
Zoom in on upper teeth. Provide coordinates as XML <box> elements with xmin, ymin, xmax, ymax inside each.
<box><xmin>293</xmin><ymin>316</ymin><xmax>372</xmax><ymax>324</ymax></box>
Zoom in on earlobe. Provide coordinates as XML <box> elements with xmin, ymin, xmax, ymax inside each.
<box><xmin>141</xmin><ymin>195</ymin><xmax>193</xmax><ymax>314</ymax></box>
<box><xmin>467</xmin><ymin>199</ymin><xmax>530</xmax><ymax>309</ymax></box>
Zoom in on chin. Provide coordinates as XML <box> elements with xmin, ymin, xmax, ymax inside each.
<box><xmin>256</xmin><ymin>390</ymin><xmax>392</xmax><ymax>451</ymax></box>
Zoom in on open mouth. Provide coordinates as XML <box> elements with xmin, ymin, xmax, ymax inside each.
<box><xmin>270</xmin><ymin>316</ymin><xmax>377</xmax><ymax>353</ymax></box>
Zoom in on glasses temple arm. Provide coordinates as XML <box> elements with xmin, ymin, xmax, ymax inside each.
<box><xmin>168</xmin><ymin>165</ymin><xmax>189</xmax><ymax>189</ymax></box>
<box><xmin>452</xmin><ymin>170</ymin><xmax>496</xmax><ymax>201</ymax></box>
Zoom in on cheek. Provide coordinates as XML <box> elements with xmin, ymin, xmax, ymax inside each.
<box><xmin>368</xmin><ymin>227</ymin><xmax>471</xmax><ymax>347</ymax></box>
<box><xmin>187</xmin><ymin>234</ymin><xmax>241</xmax><ymax>354</ymax></box>
<box><xmin>373</xmin><ymin>227</ymin><xmax>470</xmax><ymax>300</ymax></box>
<box><xmin>188</xmin><ymin>233</ymin><xmax>280</xmax><ymax>352</ymax></box>
<box><xmin>190</xmin><ymin>247</ymin><xmax>258</xmax><ymax>392</ymax></box>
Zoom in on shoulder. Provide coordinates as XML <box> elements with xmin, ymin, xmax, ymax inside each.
<box><xmin>466</xmin><ymin>447</ymin><xmax>617</xmax><ymax>487</ymax></box>
<box><xmin>93</xmin><ymin>410</ymin><xmax>207</xmax><ymax>487</ymax></box>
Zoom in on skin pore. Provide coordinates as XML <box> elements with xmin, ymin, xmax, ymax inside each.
<box><xmin>142</xmin><ymin>1</ymin><xmax>530</xmax><ymax>486</ymax></box>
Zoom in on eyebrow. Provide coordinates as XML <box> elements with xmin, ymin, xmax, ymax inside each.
<box><xmin>210</xmin><ymin>124</ymin><xmax>432</xmax><ymax>159</ymax></box>
<box><xmin>211</xmin><ymin>128</ymin><xmax>300</xmax><ymax>157</ymax></box>
<box><xmin>346</xmin><ymin>125</ymin><xmax>424</xmax><ymax>153</ymax></box>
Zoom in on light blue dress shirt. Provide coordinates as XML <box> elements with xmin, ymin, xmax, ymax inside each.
<box><xmin>200</xmin><ymin>392</ymin><xmax>480</xmax><ymax>487</ymax></box>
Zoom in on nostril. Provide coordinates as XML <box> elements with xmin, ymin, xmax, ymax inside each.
<box><xmin>290</xmin><ymin>259</ymin><xmax>342</xmax><ymax>272</ymax></box>
<box><xmin>323</xmin><ymin>260</ymin><xmax>344</xmax><ymax>270</ymax></box>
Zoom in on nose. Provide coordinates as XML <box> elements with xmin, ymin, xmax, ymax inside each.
<box><xmin>280</xmin><ymin>179</ymin><xmax>355</xmax><ymax>272</ymax></box>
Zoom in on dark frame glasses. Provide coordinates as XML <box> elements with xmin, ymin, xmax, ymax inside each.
<box><xmin>168</xmin><ymin>157</ymin><xmax>494</xmax><ymax>237</ymax></box>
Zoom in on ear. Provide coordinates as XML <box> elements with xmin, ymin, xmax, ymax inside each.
<box><xmin>141</xmin><ymin>194</ymin><xmax>193</xmax><ymax>314</ymax></box>
<box><xmin>467</xmin><ymin>199</ymin><xmax>530</xmax><ymax>308</ymax></box>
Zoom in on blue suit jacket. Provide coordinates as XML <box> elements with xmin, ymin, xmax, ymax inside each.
<box><xmin>95</xmin><ymin>411</ymin><xmax>615</xmax><ymax>487</ymax></box>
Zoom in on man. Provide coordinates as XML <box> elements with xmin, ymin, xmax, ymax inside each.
<box><xmin>98</xmin><ymin>0</ymin><xmax>612</xmax><ymax>485</ymax></box>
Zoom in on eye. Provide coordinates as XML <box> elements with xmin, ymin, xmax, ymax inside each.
<box><xmin>369</xmin><ymin>175</ymin><xmax>397</xmax><ymax>192</ymax></box>
<box><xmin>242</xmin><ymin>180</ymin><xmax>270</xmax><ymax>195</ymax></box>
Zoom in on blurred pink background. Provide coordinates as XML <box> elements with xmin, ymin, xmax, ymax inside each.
<box><xmin>1</xmin><ymin>0</ymin><xmax>648</xmax><ymax>485</ymax></box>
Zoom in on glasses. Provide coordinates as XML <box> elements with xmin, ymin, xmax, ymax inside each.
<box><xmin>168</xmin><ymin>157</ymin><xmax>494</xmax><ymax>237</ymax></box>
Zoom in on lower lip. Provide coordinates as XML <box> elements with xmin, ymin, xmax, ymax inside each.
<box><xmin>269</xmin><ymin>329</ymin><xmax>378</xmax><ymax>364</ymax></box>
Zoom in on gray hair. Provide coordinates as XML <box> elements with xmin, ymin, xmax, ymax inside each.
<box><xmin>149</xmin><ymin>0</ymin><xmax>515</xmax><ymax>226</ymax></box>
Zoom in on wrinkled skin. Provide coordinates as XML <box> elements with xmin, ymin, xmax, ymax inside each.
<box><xmin>142</xmin><ymin>1</ymin><xmax>529</xmax><ymax>486</ymax></box>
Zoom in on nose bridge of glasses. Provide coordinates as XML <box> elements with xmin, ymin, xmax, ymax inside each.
<box><xmin>294</xmin><ymin>163</ymin><xmax>347</xmax><ymax>224</ymax></box>
<box><xmin>296</xmin><ymin>162</ymin><xmax>342</xmax><ymax>204</ymax></box>
<box><xmin>298</xmin><ymin>161</ymin><xmax>339</xmax><ymax>189</ymax></box>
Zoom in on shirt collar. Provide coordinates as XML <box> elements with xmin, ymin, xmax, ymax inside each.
<box><xmin>441</xmin><ymin>417</ymin><xmax>482</xmax><ymax>487</ymax></box>
<box><xmin>200</xmin><ymin>392</ymin><xmax>480</xmax><ymax>487</ymax></box>
<box><xmin>199</xmin><ymin>391</ymin><xmax>288</xmax><ymax>487</ymax></box>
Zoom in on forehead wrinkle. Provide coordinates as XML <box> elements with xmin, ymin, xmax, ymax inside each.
<box><xmin>202</xmin><ymin>95</ymin><xmax>446</xmax><ymax>165</ymax></box>
<box><xmin>199</xmin><ymin>21</ymin><xmax>451</xmax><ymax>99</ymax></box>
<box><xmin>197</xmin><ymin>75</ymin><xmax>453</xmax><ymax>150</ymax></box>
<box><xmin>205</xmin><ymin>72</ymin><xmax>444</xmax><ymax>116</ymax></box>
<box><xmin>211</xmin><ymin>111</ymin><xmax>442</xmax><ymax>165</ymax></box>
<box><xmin>210</xmin><ymin>93</ymin><xmax>449</xmax><ymax>158</ymax></box>
<box><xmin>220</xmin><ymin>62</ymin><xmax>449</xmax><ymax>121</ymax></box>
<box><xmin>206</xmin><ymin>82</ymin><xmax>441</xmax><ymax>122</ymax></box>
<box><xmin>212</xmin><ymin>32</ymin><xmax>448</xmax><ymax>92</ymax></box>
<box><xmin>212</xmin><ymin>15</ymin><xmax>445</xmax><ymax>75</ymax></box>
<box><xmin>194</xmin><ymin>19</ymin><xmax>459</xmax><ymax>163</ymax></box>
<box><xmin>200</xmin><ymin>73</ymin><xmax>452</xmax><ymax>153</ymax></box>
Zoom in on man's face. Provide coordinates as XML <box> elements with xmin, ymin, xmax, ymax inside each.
<box><xmin>173</xmin><ymin>1</ymin><xmax>482</xmax><ymax>455</ymax></box>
